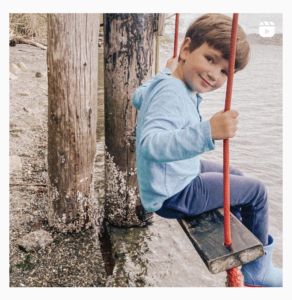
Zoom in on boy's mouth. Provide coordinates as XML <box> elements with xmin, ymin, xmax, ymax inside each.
<box><xmin>199</xmin><ymin>75</ymin><xmax>212</xmax><ymax>87</ymax></box>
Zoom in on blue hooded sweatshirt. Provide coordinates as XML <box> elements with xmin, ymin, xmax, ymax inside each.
<box><xmin>132</xmin><ymin>68</ymin><xmax>215</xmax><ymax>212</ymax></box>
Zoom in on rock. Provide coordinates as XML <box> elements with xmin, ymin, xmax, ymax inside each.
<box><xmin>9</xmin><ymin>122</ymin><xmax>18</xmax><ymax>130</ymax></box>
<box><xmin>36</xmin><ymin>72</ymin><xmax>47</xmax><ymax>79</ymax></box>
<box><xmin>9</xmin><ymin>156</ymin><xmax>22</xmax><ymax>173</ymax></box>
<box><xmin>11</xmin><ymin>63</ymin><xmax>22</xmax><ymax>74</ymax></box>
<box><xmin>9</xmin><ymin>72</ymin><xmax>17</xmax><ymax>80</ymax></box>
<box><xmin>17</xmin><ymin>62</ymin><xmax>28</xmax><ymax>72</ymax></box>
<box><xmin>19</xmin><ymin>92</ymin><xmax>30</xmax><ymax>97</ymax></box>
<box><xmin>9</xmin><ymin>39</ymin><xmax>17</xmax><ymax>47</ymax></box>
<box><xmin>16</xmin><ymin>230</ymin><xmax>54</xmax><ymax>251</ymax></box>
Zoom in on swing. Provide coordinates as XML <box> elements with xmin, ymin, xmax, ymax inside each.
<box><xmin>178</xmin><ymin>209</ymin><xmax>264</xmax><ymax>275</ymax></box>
<box><xmin>172</xmin><ymin>13</ymin><xmax>264</xmax><ymax>286</ymax></box>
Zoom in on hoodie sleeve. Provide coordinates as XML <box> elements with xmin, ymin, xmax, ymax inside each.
<box><xmin>139</xmin><ymin>86</ymin><xmax>215</xmax><ymax>163</ymax></box>
<box><xmin>132</xmin><ymin>68</ymin><xmax>171</xmax><ymax>110</ymax></box>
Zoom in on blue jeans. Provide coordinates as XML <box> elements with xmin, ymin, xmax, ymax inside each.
<box><xmin>155</xmin><ymin>159</ymin><xmax>269</xmax><ymax>246</ymax></box>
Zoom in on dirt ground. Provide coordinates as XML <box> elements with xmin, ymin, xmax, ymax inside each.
<box><xmin>9</xmin><ymin>43</ymin><xmax>107</xmax><ymax>287</ymax></box>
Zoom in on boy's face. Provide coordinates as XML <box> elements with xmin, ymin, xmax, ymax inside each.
<box><xmin>176</xmin><ymin>39</ymin><xmax>229</xmax><ymax>94</ymax></box>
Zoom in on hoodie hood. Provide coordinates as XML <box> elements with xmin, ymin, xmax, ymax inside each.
<box><xmin>132</xmin><ymin>68</ymin><xmax>172</xmax><ymax>111</ymax></box>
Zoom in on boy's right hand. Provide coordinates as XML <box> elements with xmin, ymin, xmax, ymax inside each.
<box><xmin>165</xmin><ymin>57</ymin><xmax>178</xmax><ymax>73</ymax></box>
<box><xmin>210</xmin><ymin>110</ymin><xmax>239</xmax><ymax>140</ymax></box>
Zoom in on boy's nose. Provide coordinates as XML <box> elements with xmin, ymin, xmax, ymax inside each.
<box><xmin>207</xmin><ymin>68</ymin><xmax>219</xmax><ymax>82</ymax></box>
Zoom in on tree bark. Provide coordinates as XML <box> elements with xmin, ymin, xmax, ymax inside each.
<box><xmin>47</xmin><ymin>14</ymin><xmax>100</xmax><ymax>233</ymax></box>
<box><xmin>104</xmin><ymin>13</ymin><xmax>157</xmax><ymax>227</ymax></box>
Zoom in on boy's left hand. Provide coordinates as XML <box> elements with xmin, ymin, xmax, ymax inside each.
<box><xmin>166</xmin><ymin>57</ymin><xmax>178</xmax><ymax>73</ymax></box>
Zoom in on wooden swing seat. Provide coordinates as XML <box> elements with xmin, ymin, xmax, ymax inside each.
<box><xmin>178</xmin><ymin>208</ymin><xmax>264</xmax><ymax>274</ymax></box>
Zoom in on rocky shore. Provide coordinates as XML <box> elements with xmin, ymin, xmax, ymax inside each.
<box><xmin>9</xmin><ymin>43</ymin><xmax>107</xmax><ymax>287</ymax></box>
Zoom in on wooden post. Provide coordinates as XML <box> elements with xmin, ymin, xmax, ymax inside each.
<box><xmin>158</xmin><ymin>13</ymin><xmax>166</xmax><ymax>36</ymax></box>
<box><xmin>47</xmin><ymin>14</ymin><xmax>100</xmax><ymax>233</ymax></box>
<box><xmin>155</xmin><ymin>35</ymin><xmax>159</xmax><ymax>74</ymax></box>
<box><xmin>104</xmin><ymin>13</ymin><xmax>157</xmax><ymax>227</ymax></box>
<box><xmin>155</xmin><ymin>14</ymin><xmax>166</xmax><ymax>74</ymax></box>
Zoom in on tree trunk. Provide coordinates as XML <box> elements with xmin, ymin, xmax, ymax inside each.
<box><xmin>47</xmin><ymin>14</ymin><xmax>100</xmax><ymax>233</ymax></box>
<box><xmin>104</xmin><ymin>13</ymin><xmax>157</xmax><ymax>227</ymax></box>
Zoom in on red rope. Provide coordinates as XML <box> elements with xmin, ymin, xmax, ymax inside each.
<box><xmin>224</xmin><ymin>13</ymin><xmax>239</xmax><ymax>248</ymax></box>
<box><xmin>226</xmin><ymin>267</ymin><xmax>244</xmax><ymax>287</ymax></box>
<box><xmin>223</xmin><ymin>13</ymin><xmax>244</xmax><ymax>287</ymax></box>
<box><xmin>173</xmin><ymin>13</ymin><xmax>179</xmax><ymax>58</ymax></box>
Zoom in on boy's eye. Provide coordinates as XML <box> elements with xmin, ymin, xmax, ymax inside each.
<box><xmin>221</xmin><ymin>70</ymin><xmax>228</xmax><ymax>75</ymax></box>
<box><xmin>206</xmin><ymin>56</ymin><xmax>213</xmax><ymax>62</ymax></box>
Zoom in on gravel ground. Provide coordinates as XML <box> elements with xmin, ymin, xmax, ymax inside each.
<box><xmin>9</xmin><ymin>43</ymin><xmax>107</xmax><ymax>287</ymax></box>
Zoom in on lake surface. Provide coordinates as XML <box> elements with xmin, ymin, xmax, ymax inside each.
<box><xmin>97</xmin><ymin>40</ymin><xmax>282</xmax><ymax>286</ymax></box>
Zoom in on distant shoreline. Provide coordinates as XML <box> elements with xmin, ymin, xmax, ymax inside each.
<box><xmin>247</xmin><ymin>33</ymin><xmax>282</xmax><ymax>46</ymax></box>
<box><xmin>163</xmin><ymin>33</ymin><xmax>283</xmax><ymax>47</ymax></box>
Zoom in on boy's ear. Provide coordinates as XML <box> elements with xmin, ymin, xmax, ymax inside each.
<box><xmin>179</xmin><ymin>38</ymin><xmax>191</xmax><ymax>61</ymax></box>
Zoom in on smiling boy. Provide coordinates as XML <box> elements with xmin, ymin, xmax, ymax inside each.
<box><xmin>132</xmin><ymin>14</ymin><xmax>282</xmax><ymax>287</ymax></box>
<box><xmin>172</xmin><ymin>42</ymin><xmax>229</xmax><ymax>92</ymax></box>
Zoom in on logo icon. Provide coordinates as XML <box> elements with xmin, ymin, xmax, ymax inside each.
<box><xmin>259</xmin><ymin>22</ymin><xmax>275</xmax><ymax>37</ymax></box>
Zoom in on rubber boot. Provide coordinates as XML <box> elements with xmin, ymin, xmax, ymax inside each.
<box><xmin>241</xmin><ymin>235</ymin><xmax>282</xmax><ymax>287</ymax></box>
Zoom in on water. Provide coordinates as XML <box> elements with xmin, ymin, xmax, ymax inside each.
<box><xmin>199</xmin><ymin>45</ymin><xmax>283</xmax><ymax>244</ymax></box>
<box><xmin>97</xmin><ymin>41</ymin><xmax>282</xmax><ymax>286</ymax></box>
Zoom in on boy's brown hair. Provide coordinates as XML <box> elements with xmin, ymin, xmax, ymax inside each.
<box><xmin>179</xmin><ymin>13</ymin><xmax>250</xmax><ymax>72</ymax></box>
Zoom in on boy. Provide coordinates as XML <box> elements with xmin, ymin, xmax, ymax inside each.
<box><xmin>132</xmin><ymin>14</ymin><xmax>282</xmax><ymax>287</ymax></box>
